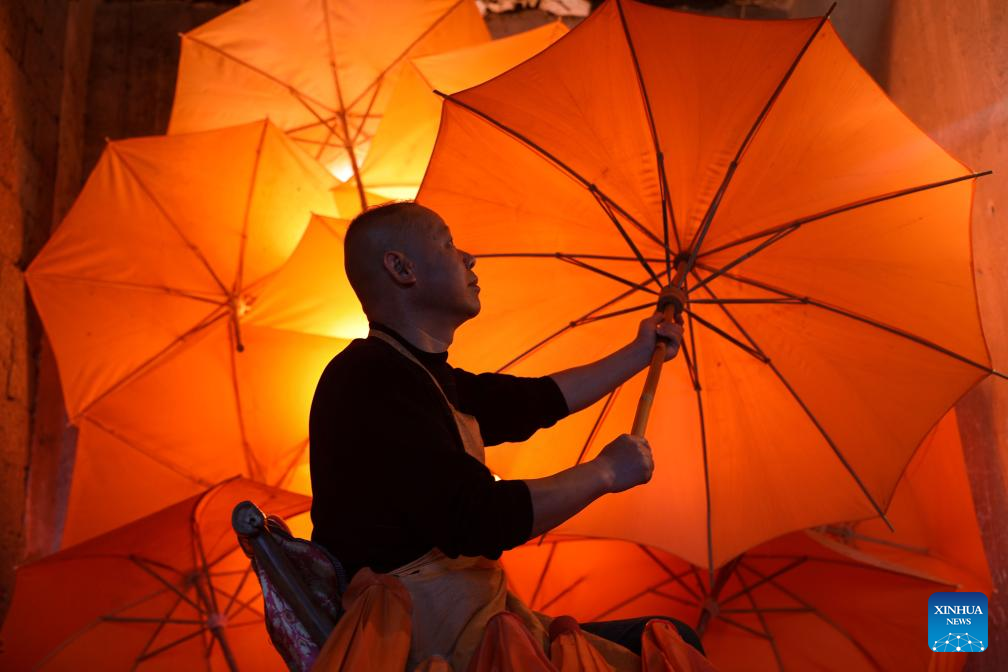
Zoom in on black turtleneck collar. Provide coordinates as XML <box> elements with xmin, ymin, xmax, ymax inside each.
<box><xmin>370</xmin><ymin>322</ymin><xmax>457</xmax><ymax>405</ymax></box>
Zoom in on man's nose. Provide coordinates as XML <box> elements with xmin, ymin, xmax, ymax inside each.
<box><xmin>462</xmin><ymin>250</ymin><xmax>476</xmax><ymax>270</ymax></box>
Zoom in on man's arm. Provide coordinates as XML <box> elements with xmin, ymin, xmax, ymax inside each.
<box><xmin>523</xmin><ymin>433</ymin><xmax>653</xmax><ymax>537</ymax></box>
<box><xmin>549</xmin><ymin>313</ymin><xmax>684</xmax><ymax>414</ymax></box>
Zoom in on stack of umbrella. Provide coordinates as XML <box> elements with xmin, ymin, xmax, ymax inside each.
<box><xmin>3</xmin><ymin>0</ymin><xmax>1001</xmax><ymax>670</ymax></box>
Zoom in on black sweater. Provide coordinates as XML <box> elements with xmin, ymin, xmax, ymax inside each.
<box><xmin>309</xmin><ymin>325</ymin><xmax>569</xmax><ymax>579</ymax></box>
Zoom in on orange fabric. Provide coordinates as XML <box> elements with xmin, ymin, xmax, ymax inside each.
<box><xmin>465</xmin><ymin>612</ymin><xmax>556</xmax><ymax>672</ymax></box>
<box><xmin>0</xmin><ymin>478</ymin><xmax>309</xmax><ymax>671</ymax></box>
<box><xmin>311</xmin><ymin>568</ymin><xmax>414</xmax><ymax>672</ymax></box>
<box><xmin>641</xmin><ymin>621</ymin><xmax>717</xmax><ymax>672</ymax></box>
<box><xmin>169</xmin><ymin>0</ymin><xmax>489</xmax><ymax>188</ymax></box>
<box><xmin>25</xmin><ymin>122</ymin><xmax>361</xmax><ymax>546</ymax></box>
<box><xmin>360</xmin><ymin>21</ymin><xmax>568</xmax><ymax>203</ymax></box>
<box><xmin>837</xmin><ymin>409</ymin><xmax>993</xmax><ymax>594</ymax></box>
<box><xmin>549</xmin><ymin>617</ymin><xmax>616</xmax><ymax>672</ymax></box>
<box><xmin>418</xmin><ymin>0</ymin><xmax>992</xmax><ymax>569</ymax></box>
<box><xmin>501</xmin><ymin>532</ymin><xmax>952</xmax><ymax>672</ymax></box>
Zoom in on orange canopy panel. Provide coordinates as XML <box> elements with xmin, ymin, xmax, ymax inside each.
<box><xmin>25</xmin><ymin>124</ymin><xmax>364</xmax><ymax>546</ymax></box>
<box><xmin>168</xmin><ymin>0</ymin><xmax>489</xmax><ymax>200</ymax></box>
<box><xmin>819</xmin><ymin>408</ymin><xmax>993</xmax><ymax>596</ymax></box>
<box><xmin>419</xmin><ymin>0</ymin><xmax>996</xmax><ymax>570</ymax></box>
<box><xmin>501</xmin><ymin>532</ymin><xmax>953</xmax><ymax>672</ymax></box>
<box><xmin>0</xmin><ymin>478</ymin><xmax>310</xmax><ymax>671</ymax></box>
<box><xmin>359</xmin><ymin>21</ymin><xmax>569</xmax><ymax>203</ymax></box>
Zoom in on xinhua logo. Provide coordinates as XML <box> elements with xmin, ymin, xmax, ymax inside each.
<box><xmin>929</xmin><ymin>592</ymin><xmax>988</xmax><ymax>653</ymax></box>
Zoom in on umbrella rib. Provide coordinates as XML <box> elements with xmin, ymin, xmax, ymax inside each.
<box><xmin>74</xmin><ymin>307</ymin><xmax>230</xmax><ymax>420</ymax></box>
<box><xmin>720</xmin><ymin>557</ymin><xmax>807</xmax><ymax>606</ymax></box>
<box><xmin>222</xmin><ymin>564</ymin><xmax>256</xmax><ymax>617</ymax></box>
<box><xmin>738</xmin><ymin>560</ymin><xmax>886</xmax><ymax>670</ymax></box>
<box><xmin>105</xmin><ymin>616</ymin><xmax>205</xmax><ymax>625</ymax></box>
<box><xmin>110</xmin><ymin>146</ymin><xmax>230</xmax><ymax>296</ymax></box>
<box><xmin>649</xmin><ymin>587</ymin><xmax>701</xmax><ymax>609</ymax></box>
<box><xmin>683</xmin><ymin>308</ymin><xmax>768</xmax><ymax>363</ymax></box>
<box><xmin>227</xmin><ymin>326</ymin><xmax>260</xmax><ymax>482</ymax></box>
<box><xmin>816</xmin><ymin>524</ymin><xmax>931</xmax><ymax>556</ymax></box>
<box><xmin>588</xmin><ymin>186</ymin><xmax>664</xmax><ymax>284</ymax></box>
<box><xmin>438</xmin><ymin>92</ymin><xmax>665</xmax><ymax>251</ymax></box>
<box><xmin>495</xmin><ymin>281</ymin><xmax>655</xmax><ymax>373</ymax></box>
<box><xmin>129</xmin><ymin>557</ymin><xmax>201</xmax><ymax>611</ymax></box>
<box><xmin>713</xmin><ymin>613</ymin><xmax>771</xmax><ymax>640</ymax></box>
<box><xmin>81</xmin><ymin>416</ymin><xmax>216</xmax><ymax>487</ymax></box>
<box><xmin>679</xmin><ymin>295</ymin><xmax>715</xmax><ymax>580</ymax></box>
<box><xmin>696</xmin><ymin>170</ymin><xmax>992</xmax><ymax>261</ymax></box>
<box><xmin>232</xmin><ymin>121</ymin><xmax>269</xmax><ymax>298</ymax></box>
<box><xmin>529</xmin><ymin>541</ymin><xmax>558</xmax><ymax>609</ymax></box>
<box><xmin>693</xmin><ymin>270</ymin><xmax>899</xmax><ymax>527</ymax></box>
<box><xmin>695</xmin><ymin>262</ymin><xmax>1006</xmax><ymax>381</ymax></box>
<box><xmin>589</xmin><ymin>574</ymin><xmax>681</xmax><ymax>622</ymax></box>
<box><xmin>733</xmin><ymin>570</ymin><xmax>786</xmax><ymax>671</ymax></box>
<box><xmin>130</xmin><ymin>594</ymin><xmax>186</xmax><ymax>672</ymax></box>
<box><xmin>575</xmin><ymin>387</ymin><xmax>621</xmax><ymax>466</ymax></box>
<box><xmin>349</xmin><ymin>74</ymin><xmax>383</xmax><ymax>148</ymax></box>
<box><xmin>537</xmin><ymin>388</ymin><xmax>620</xmax><ymax>546</ymax></box>
<box><xmin>683</xmin><ymin>5</ymin><xmax>836</xmax><ymax>260</ymax></box>
<box><xmin>136</xmin><ymin>627</ymin><xmax>209</xmax><ymax>663</ymax></box>
<box><xmin>28</xmin><ymin>273</ymin><xmax>227</xmax><ymax>306</ymax></box>
<box><xmin>273</xmin><ymin>437</ymin><xmax>311</xmax><ymax>491</ymax></box>
<box><xmin>557</xmin><ymin>253</ymin><xmax>660</xmax><ymax>295</ymax></box>
<box><xmin>344</xmin><ymin>0</ymin><xmax>473</xmax><ymax>113</ymax></box>
<box><xmin>687</xmin><ymin>272</ymin><xmax>895</xmax><ymax>527</ymax></box>
<box><xmin>29</xmin><ymin>586</ymin><xmax>173</xmax><ymax>670</ymax></box>
<box><xmin>614</xmin><ymin>0</ymin><xmax>681</xmax><ymax>268</ymax></box>
<box><xmin>637</xmin><ymin>543</ymin><xmax>702</xmax><ymax>602</ymax></box>
<box><xmin>322</xmin><ymin>0</ymin><xmax>367</xmax><ymax>210</ymax></box>
<box><xmin>538</xmin><ymin>576</ymin><xmax>587</xmax><ymax>612</ymax></box>
<box><xmin>575</xmin><ymin>302</ymin><xmax>656</xmax><ymax>326</ymax></box>
<box><xmin>181</xmin><ymin>34</ymin><xmax>338</xmax><ymax>114</ymax></box>
<box><xmin>477</xmin><ymin>252</ymin><xmax>665</xmax><ymax>263</ymax></box>
<box><xmin>689</xmin><ymin>565</ymin><xmax>709</xmax><ymax>598</ymax></box>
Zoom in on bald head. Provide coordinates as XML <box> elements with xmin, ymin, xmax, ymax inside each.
<box><xmin>343</xmin><ymin>201</ymin><xmax>441</xmax><ymax>315</ymax></box>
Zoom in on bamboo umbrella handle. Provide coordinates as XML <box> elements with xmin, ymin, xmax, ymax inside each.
<box><xmin>631</xmin><ymin>263</ymin><xmax>688</xmax><ymax>437</ymax></box>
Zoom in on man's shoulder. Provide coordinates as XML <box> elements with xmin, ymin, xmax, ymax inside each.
<box><xmin>318</xmin><ymin>336</ymin><xmax>422</xmax><ymax>387</ymax></box>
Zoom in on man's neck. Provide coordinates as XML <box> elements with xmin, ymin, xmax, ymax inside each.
<box><xmin>373</xmin><ymin>315</ymin><xmax>454</xmax><ymax>353</ymax></box>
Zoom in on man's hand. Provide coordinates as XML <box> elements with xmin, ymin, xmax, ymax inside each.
<box><xmin>594</xmin><ymin>433</ymin><xmax>654</xmax><ymax>493</ymax></box>
<box><xmin>633</xmin><ymin>312</ymin><xmax>684</xmax><ymax>364</ymax></box>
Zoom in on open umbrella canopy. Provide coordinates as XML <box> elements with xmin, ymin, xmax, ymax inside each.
<box><xmin>502</xmin><ymin>532</ymin><xmax>955</xmax><ymax>672</ymax></box>
<box><xmin>818</xmin><ymin>408</ymin><xmax>993</xmax><ymax>597</ymax></box>
<box><xmin>357</xmin><ymin>21</ymin><xmax>568</xmax><ymax>203</ymax></box>
<box><xmin>0</xmin><ymin>478</ymin><xmax>310</xmax><ymax>671</ymax></box>
<box><xmin>419</xmin><ymin>0</ymin><xmax>1000</xmax><ymax>571</ymax></box>
<box><xmin>168</xmin><ymin>0</ymin><xmax>489</xmax><ymax>202</ymax></box>
<box><xmin>25</xmin><ymin>122</ymin><xmax>359</xmax><ymax>546</ymax></box>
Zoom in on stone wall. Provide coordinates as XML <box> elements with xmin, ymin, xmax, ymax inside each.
<box><xmin>0</xmin><ymin>0</ymin><xmax>73</xmax><ymax>623</ymax></box>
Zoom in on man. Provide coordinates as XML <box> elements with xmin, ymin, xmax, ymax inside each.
<box><xmin>309</xmin><ymin>201</ymin><xmax>697</xmax><ymax>666</ymax></box>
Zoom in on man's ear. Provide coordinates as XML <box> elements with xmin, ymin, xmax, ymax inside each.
<box><xmin>383</xmin><ymin>251</ymin><xmax>416</xmax><ymax>286</ymax></box>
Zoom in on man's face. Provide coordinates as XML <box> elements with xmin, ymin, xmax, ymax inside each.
<box><xmin>409</xmin><ymin>214</ymin><xmax>480</xmax><ymax>322</ymax></box>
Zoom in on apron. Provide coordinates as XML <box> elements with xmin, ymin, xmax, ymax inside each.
<box><xmin>369</xmin><ymin>330</ymin><xmax>640</xmax><ymax>671</ymax></box>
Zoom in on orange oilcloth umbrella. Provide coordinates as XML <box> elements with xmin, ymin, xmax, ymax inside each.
<box><xmin>358</xmin><ymin>21</ymin><xmax>569</xmax><ymax>203</ymax></box>
<box><xmin>168</xmin><ymin>0</ymin><xmax>489</xmax><ymax>207</ymax></box>
<box><xmin>501</xmin><ymin>532</ymin><xmax>953</xmax><ymax>672</ymax></box>
<box><xmin>0</xmin><ymin>478</ymin><xmax>310</xmax><ymax>671</ymax></box>
<box><xmin>25</xmin><ymin>123</ymin><xmax>362</xmax><ymax>546</ymax></box>
<box><xmin>818</xmin><ymin>408</ymin><xmax>993</xmax><ymax>597</ymax></box>
<box><xmin>418</xmin><ymin>0</ymin><xmax>1001</xmax><ymax>571</ymax></box>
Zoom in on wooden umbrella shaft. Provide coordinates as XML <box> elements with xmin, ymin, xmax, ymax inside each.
<box><xmin>631</xmin><ymin>260</ymin><xmax>688</xmax><ymax>437</ymax></box>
